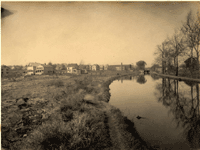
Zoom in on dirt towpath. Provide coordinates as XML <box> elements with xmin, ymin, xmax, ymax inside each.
<box><xmin>84</xmin><ymin>94</ymin><xmax>151</xmax><ymax>150</ymax></box>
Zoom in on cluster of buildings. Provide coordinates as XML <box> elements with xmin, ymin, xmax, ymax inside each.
<box><xmin>1</xmin><ymin>65</ymin><xmax>26</xmax><ymax>77</ymax></box>
<box><xmin>1</xmin><ymin>62</ymin><xmax>135</xmax><ymax>77</ymax></box>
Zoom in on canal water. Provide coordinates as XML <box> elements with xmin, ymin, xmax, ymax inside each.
<box><xmin>109</xmin><ymin>74</ymin><xmax>200</xmax><ymax>150</ymax></box>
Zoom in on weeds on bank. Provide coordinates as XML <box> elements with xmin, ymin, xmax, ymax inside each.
<box><xmin>21</xmin><ymin>95</ymin><xmax>112</xmax><ymax>150</ymax></box>
<box><xmin>2</xmin><ymin>74</ymin><xmax>113</xmax><ymax>150</ymax></box>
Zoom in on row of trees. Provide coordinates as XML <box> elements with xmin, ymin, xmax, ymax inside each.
<box><xmin>154</xmin><ymin>11</ymin><xmax>200</xmax><ymax>78</ymax></box>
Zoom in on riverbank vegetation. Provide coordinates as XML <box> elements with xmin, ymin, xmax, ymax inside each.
<box><xmin>153</xmin><ymin>10</ymin><xmax>200</xmax><ymax>79</ymax></box>
<box><xmin>1</xmin><ymin>71</ymin><xmax>156</xmax><ymax>150</ymax></box>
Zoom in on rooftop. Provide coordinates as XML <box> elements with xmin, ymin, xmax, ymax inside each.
<box><xmin>67</xmin><ymin>64</ymin><xmax>78</xmax><ymax>67</ymax></box>
<box><xmin>27</xmin><ymin>62</ymin><xmax>41</xmax><ymax>67</ymax></box>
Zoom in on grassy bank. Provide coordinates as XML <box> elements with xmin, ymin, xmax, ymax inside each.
<box><xmin>1</xmin><ymin>70</ymin><xmax>156</xmax><ymax>150</ymax></box>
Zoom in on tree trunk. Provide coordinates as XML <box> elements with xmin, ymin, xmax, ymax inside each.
<box><xmin>196</xmin><ymin>84</ymin><xmax>199</xmax><ymax>116</ymax></box>
<box><xmin>162</xmin><ymin>78</ymin><xmax>166</xmax><ymax>97</ymax></box>
<box><xmin>174</xmin><ymin>57</ymin><xmax>176</xmax><ymax>75</ymax></box>
<box><xmin>176</xmin><ymin>56</ymin><xmax>179</xmax><ymax>76</ymax></box>
<box><xmin>197</xmin><ymin>49</ymin><xmax>199</xmax><ymax>79</ymax></box>
<box><xmin>191</xmin><ymin>48</ymin><xmax>193</xmax><ymax>77</ymax></box>
<box><xmin>162</xmin><ymin>53</ymin><xmax>164</xmax><ymax>74</ymax></box>
<box><xmin>191</xmin><ymin>85</ymin><xmax>193</xmax><ymax>103</ymax></box>
<box><xmin>174</xmin><ymin>80</ymin><xmax>176</xmax><ymax>95</ymax></box>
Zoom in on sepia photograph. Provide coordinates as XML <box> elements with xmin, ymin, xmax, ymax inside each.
<box><xmin>1</xmin><ymin>1</ymin><xmax>200</xmax><ymax>150</ymax></box>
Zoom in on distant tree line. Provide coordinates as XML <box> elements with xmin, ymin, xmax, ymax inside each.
<box><xmin>153</xmin><ymin>11</ymin><xmax>200</xmax><ymax>78</ymax></box>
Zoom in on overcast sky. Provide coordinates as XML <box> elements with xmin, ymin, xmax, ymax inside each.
<box><xmin>1</xmin><ymin>2</ymin><xmax>199</xmax><ymax>66</ymax></box>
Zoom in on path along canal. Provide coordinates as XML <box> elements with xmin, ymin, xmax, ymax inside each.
<box><xmin>109</xmin><ymin>74</ymin><xmax>200</xmax><ymax>150</ymax></box>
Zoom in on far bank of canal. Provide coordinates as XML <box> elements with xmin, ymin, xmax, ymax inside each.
<box><xmin>109</xmin><ymin>74</ymin><xmax>200</xmax><ymax>150</ymax></box>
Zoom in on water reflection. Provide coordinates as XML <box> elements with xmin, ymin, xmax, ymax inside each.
<box><xmin>155</xmin><ymin>78</ymin><xmax>200</xmax><ymax>149</ymax></box>
<box><xmin>110</xmin><ymin>75</ymin><xmax>200</xmax><ymax>149</ymax></box>
<box><xmin>118</xmin><ymin>76</ymin><xmax>135</xmax><ymax>83</ymax></box>
<box><xmin>150</xmin><ymin>74</ymin><xmax>160</xmax><ymax>81</ymax></box>
<box><xmin>118</xmin><ymin>75</ymin><xmax>147</xmax><ymax>84</ymax></box>
<box><xmin>136</xmin><ymin>75</ymin><xmax>147</xmax><ymax>84</ymax></box>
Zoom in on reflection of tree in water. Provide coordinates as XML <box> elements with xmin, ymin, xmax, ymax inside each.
<box><xmin>136</xmin><ymin>75</ymin><xmax>147</xmax><ymax>84</ymax></box>
<box><xmin>155</xmin><ymin>78</ymin><xmax>175</xmax><ymax>107</ymax></box>
<box><xmin>183</xmin><ymin>80</ymin><xmax>197</xmax><ymax>87</ymax></box>
<box><xmin>123</xmin><ymin>76</ymin><xmax>132</xmax><ymax>80</ymax></box>
<box><xmin>119</xmin><ymin>76</ymin><xmax>135</xmax><ymax>83</ymax></box>
<box><xmin>150</xmin><ymin>74</ymin><xmax>160</xmax><ymax>80</ymax></box>
<box><xmin>155</xmin><ymin>78</ymin><xmax>200</xmax><ymax>149</ymax></box>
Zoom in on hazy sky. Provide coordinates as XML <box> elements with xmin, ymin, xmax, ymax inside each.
<box><xmin>1</xmin><ymin>2</ymin><xmax>199</xmax><ymax>66</ymax></box>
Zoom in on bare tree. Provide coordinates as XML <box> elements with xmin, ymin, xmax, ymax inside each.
<box><xmin>167</xmin><ymin>30</ymin><xmax>186</xmax><ymax>76</ymax></box>
<box><xmin>154</xmin><ymin>40</ymin><xmax>171</xmax><ymax>74</ymax></box>
<box><xmin>182</xmin><ymin>11</ymin><xmax>200</xmax><ymax>78</ymax></box>
<box><xmin>79</xmin><ymin>60</ymin><xmax>85</xmax><ymax>66</ymax></box>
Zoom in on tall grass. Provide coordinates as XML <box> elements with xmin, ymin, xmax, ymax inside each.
<box><xmin>21</xmin><ymin>103</ymin><xmax>112</xmax><ymax>150</ymax></box>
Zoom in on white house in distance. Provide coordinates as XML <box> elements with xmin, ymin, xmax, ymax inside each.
<box><xmin>35</xmin><ymin>64</ymin><xmax>54</xmax><ymax>75</ymax></box>
<box><xmin>67</xmin><ymin>64</ymin><xmax>79</xmax><ymax>73</ymax></box>
<box><xmin>92</xmin><ymin>64</ymin><xmax>100</xmax><ymax>71</ymax></box>
<box><xmin>26</xmin><ymin>62</ymin><xmax>41</xmax><ymax>75</ymax></box>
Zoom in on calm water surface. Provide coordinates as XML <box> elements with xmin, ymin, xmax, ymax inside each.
<box><xmin>109</xmin><ymin>74</ymin><xmax>200</xmax><ymax>150</ymax></box>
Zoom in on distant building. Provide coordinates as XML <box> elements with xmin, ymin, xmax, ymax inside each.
<box><xmin>79</xmin><ymin>65</ymin><xmax>90</xmax><ymax>70</ymax></box>
<box><xmin>108</xmin><ymin>64</ymin><xmax>132</xmax><ymax>71</ymax></box>
<box><xmin>1</xmin><ymin>65</ymin><xmax>11</xmax><ymax>77</ymax></box>
<box><xmin>26</xmin><ymin>62</ymin><xmax>41</xmax><ymax>75</ymax></box>
<box><xmin>35</xmin><ymin>64</ymin><xmax>54</xmax><ymax>75</ymax></box>
<box><xmin>88</xmin><ymin>65</ymin><xmax>93</xmax><ymax>70</ymax></box>
<box><xmin>55</xmin><ymin>70</ymin><xmax>67</xmax><ymax>75</ymax></box>
<box><xmin>184</xmin><ymin>57</ymin><xmax>198</xmax><ymax>69</ymax></box>
<box><xmin>27</xmin><ymin>62</ymin><xmax>41</xmax><ymax>67</ymax></box>
<box><xmin>116</xmin><ymin>66</ymin><xmax>122</xmax><ymax>71</ymax></box>
<box><xmin>8</xmin><ymin>66</ymin><xmax>15</xmax><ymax>70</ymax></box>
<box><xmin>67</xmin><ymin>64</ymin><xmax>78</xmax><ymax>73</ymax></box>
<box><xmin>108</xmin><ymin>65</ymin><xmax>120</xmax><ymax>70</ymax></box>
<box><xmin>12</xmin><ymin>66</ymin><xmax>26</xmax><ymax>75</ymax></box>
<box><xmin>81</xmin><ymin>69</ymin><xmax>88</xmax><ymax>74</ymax></box>
<box><xmin>55</xmin><ymin>64</ymin><xmax>66</xmax><ymax>71</ymax></box>
<box><xmin>99</xmin><ymin>65</ymin><xmax>104</xmax><ymax>70</ymax></box>
<box><xmin>104</xmin><ymin>64</ymin><xmax>109</xmax><ymax>70</ymax></box>
<box><xmin>123</xmin><ymin>64</ymin><xmax>132</xmax><ymax>70</ymax></box>
<box><xmin>92</xmin><ymin>64</ymin><xmax>100</xmax><ymax>71</ymax></box>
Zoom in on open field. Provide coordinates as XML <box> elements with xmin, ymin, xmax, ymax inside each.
<box><xmin>1</xmin><ymin>70</ymin><xmax>155</xmax><ymax>150</ymax></box>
